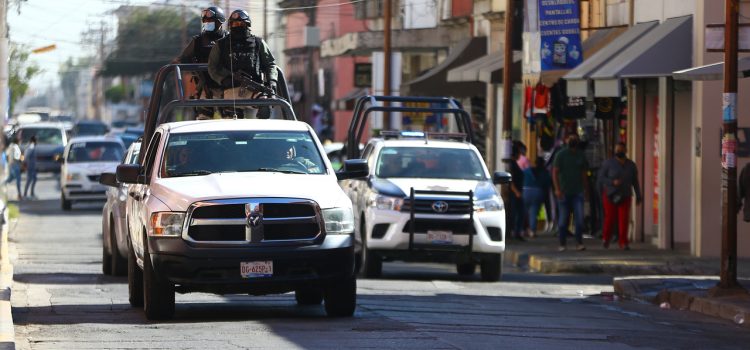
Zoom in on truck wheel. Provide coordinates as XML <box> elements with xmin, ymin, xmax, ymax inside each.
<box><xmin>295</xmin><ymin>287</ymin><xmax>323</xmax><ymax>305</ymax></box>
<box><xmin>323</xmin><ymin>277</ymin><xmax>356</xmax><ymax>317</ymax></box>
<box><xmin>102</xmin><ymin>241</ymin><xmax>113</xmax><ymax>276</ymax></box>
<box><xmin>456</xmin><ymin>262</ymin><xmax>476</xmax><ymax>276</ymax></box>
<box><xmin>361</xmin><ymin>221</ymin><xmax>382</xmax><ymax>278</ymax></box>
<box><xmin>142</xmin><ymin>233</ymin><xmax>175</xmax><ymax>320</ymax></box>
<box><xmin>127</xmin><ymin>239</ymin><xmax>144</xmax><ymax>307</ymax></box>
<box><xmin>480</xmin><ymin>254</ymin><xmax>503</xmax><ymax>282</ymax></box>
<box><xmin>61</xmin><ymin>194</ymin><xmax>72</xmax><ymax>211</ymax></box>
<box><xmin>110</xmin><ymin>222</ymin><xmax>127</xmax><ymax>276</ymax></box>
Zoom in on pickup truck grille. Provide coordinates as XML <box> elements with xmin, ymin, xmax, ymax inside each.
<box><xmin>401</xmin><ymin>199</ymin><xmax>473</xmax><ymax>214</ymax></box>
<box><xmin>184</xmin><ymin>199</ymin><xmax>323</xmax><ymax>245</ymax></box>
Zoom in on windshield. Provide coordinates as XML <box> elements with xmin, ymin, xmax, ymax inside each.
<box><xmin>75</xmin><ymin>123</ymin><xmax>109</xmax><ymax>136</ymax></box>
<box><xmin>375</xmin><ymin>147</ymin><xmax>487</xmax><ymax>180</ymax></box>
<box><xmin>162</xmin><ymin>130</ymin><xmax>326</xmax><ymax>178</ymax></box>
<box><xmin>67</xmin><ymin>142</ymin><xmax>125</xmax><ymax>163</ymax></box>
<box><xmin>20</xmin><ymin>127</ymin><xmax>64</xmax><ymax>145</ymax></box>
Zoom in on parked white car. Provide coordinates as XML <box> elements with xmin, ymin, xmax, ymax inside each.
<box><xmin>60</xmin><ymin>136</ymin><xmax>125</xmax><ymax>210</ymax></box>
<box><xmin>342</xmin><ymin>131</ymin><xmax>511</xmax><ymax>281</ymax></box>
<box><xmin>101</xmin><ymin>140</ymin><xmax>141</xmax><ymax>276</ymax></box>
<box><xmin>107</xmin><ymin>119</ymin><xmax>367</xmax><ymax>320</ymax></box>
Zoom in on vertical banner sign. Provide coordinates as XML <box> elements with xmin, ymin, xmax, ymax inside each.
<box><xmin>722</xmin><ymin>92</ymin><xmax>737</xmax><ymax>170</ymax></box>
<box><xmin>538</xmin><ymin>0</ymin><xmax>583</xmax><ymax>71</ymax></box>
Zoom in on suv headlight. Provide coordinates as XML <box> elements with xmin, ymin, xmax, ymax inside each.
<box><xmin>474</xmin><ymin>195</ymin><xmax>503</xmax><ymax>212</ymax></box>
<box><xmin>66</xmin><ymin>172</ymin><xmax>83</xmax><ymax>181</ymax></box>
<box><xmin>368</xmin><ymin>194</ymin><xmax>404</xmax><ymax>211</ymax></box>
<box><xmin>322</xmin><ymin>207</ymin><xmax>354</xmax><ymax>235</ymax></box>
<box><xmin>149</xmin><ymin>212</ymin><xmax>185</xmax><ymax>237</ymax></box>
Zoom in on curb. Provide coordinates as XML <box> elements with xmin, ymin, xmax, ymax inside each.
<box><xmin>0</xmin><ymin>202</ymin><xmax>14</xmax><ymax>349</ymax></box>
<box><xmin>614</xmin><ymin>277</ymin><xmax>750</xmax><ymax>328</ymax></box>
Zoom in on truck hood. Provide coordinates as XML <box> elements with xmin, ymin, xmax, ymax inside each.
<box><xmin>377</xmin><ymin>178</ymin><xmax>497</xmax><ymax>199</ymax></box>
<box><xmin>151</xmin><ymin>172</ymin><xmax>350</xmax><ymax>211</ymax></box>
<box><xmin>66</xmin><ymin>161</ymin><xmax>120</xmax><ymax>175</ymax></box>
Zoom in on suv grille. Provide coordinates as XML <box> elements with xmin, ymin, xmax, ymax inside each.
<box><xmin>401</xmin><ymin>199</ymin><xmax>472</xmax><ymax>214</ymax></box>
<box><xmin>185</xmin><ymin>199</ymin><xmax>323</xmax><ymax>244</ymax></box>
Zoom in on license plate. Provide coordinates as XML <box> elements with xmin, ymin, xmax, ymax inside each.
<box><xmin>427</xmin><ymin>230</ymin><xmax>453</xmax><ymax>244</ymax></box>
<box><xmin>240</xmin><ymin>261</ymin><xmax>273</xmax><ymax>278</ymax></box>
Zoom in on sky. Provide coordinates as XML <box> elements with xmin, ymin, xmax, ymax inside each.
<box><xmin>7</xmin><ymin>0</ymin><xmax>268</xmax><ymax>94</ymax></box>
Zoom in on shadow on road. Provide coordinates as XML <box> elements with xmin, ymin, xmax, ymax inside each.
<box><xmin>18</xmin><ymin>199</ymin><xmax>104</xmax><ymax>216</ymax></box>
<box><xmin>14</xmin><ymin>273</ymin><xmax>126</xmax><ymax>285</ymax></box>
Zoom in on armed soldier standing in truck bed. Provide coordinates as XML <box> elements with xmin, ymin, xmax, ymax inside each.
<box><xmin>174</xmin><ymin>6</ymin><xmax>228</xmax><ymax>101</ymax></box>
<box><xmin>208</xmin><ymin>9</ymin><xmax>278</xmax><ymax>102</ymax></box>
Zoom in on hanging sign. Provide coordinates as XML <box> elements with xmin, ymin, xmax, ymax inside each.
<box><xmin>538</xmin><ymin>0</ymin><xmax>583</xmax><ymax>71</ymax></box>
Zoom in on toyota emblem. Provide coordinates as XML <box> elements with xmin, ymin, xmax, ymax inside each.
<box><xmin>432</xmin><ymin>201</ymin><xmax>449</xmax><ymax>213</ymax></box>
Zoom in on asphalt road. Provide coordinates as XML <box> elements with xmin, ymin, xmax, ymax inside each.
<box><xmin>7</xmin><ymin>177</ymin><xmax>750</xmax><ymax>350</ymax></box>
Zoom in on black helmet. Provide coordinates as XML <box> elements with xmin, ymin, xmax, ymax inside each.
<box><xmin>201</xmin><ymin>6</ymin><xmax>226</xmax><ymax>23</ymax></box>
<box><xmin>228</xmin><ymin>9</ymin><xmax>252</xmax><ymax>27</ymax></box>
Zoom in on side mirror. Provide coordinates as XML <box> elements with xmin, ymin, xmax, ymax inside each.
<box><xmin>336</xmin><ymin>159</ymin><xmax>369</xmax><ymax>180</ymax></box>
<box><xmin>116</xmin><ymin>164</ymin><xmax>143</xmax><ymax>184</ymax></box>
<box><xmin>99</xmin><ymin>172</ymin><xmax>119</xmax><ymax>187</ymax></box>
<box><xmin>493</xmin><ymin>171</ymin><xmax>512</xmax><ymax>185</ymax></box>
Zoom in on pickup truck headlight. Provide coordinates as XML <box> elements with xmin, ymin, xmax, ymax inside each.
<box><xmin>66</xmin><ymin>172</ymin><xmax>83</xmax><ymax>181</ymax></box>
<box><xmin>322</xmin><ymin>208</ymin><xmax>354</xmax><ymax>235</ymax></box>
<box><xmin>474</xmin><ymin>196</ymin><xmax>503</xmax><ymax>212</ymax></box>
<box><xmin>368</xmin><ymin>194</ymin><xmax>404</xmax><ymax>211</ymax></box>
<box><xmin>149</xmin><ymin>212</ymin><xmax>185</xmax><ymax>237</ymax></box>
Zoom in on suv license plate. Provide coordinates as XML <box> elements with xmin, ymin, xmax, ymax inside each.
<box><xmin>427</xmin><ymin>230</ymin><xmax>453</xmax><ymax>244</ymax></box>
<box><xmin>241</xmin><ymin>261</ymin><xmax>273</xmax><ymax>278</ymax></box>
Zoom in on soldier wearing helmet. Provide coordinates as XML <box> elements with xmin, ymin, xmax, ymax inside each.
<box><xmin>208</xmin><ymin>9</ymin><xmax>278</xmax><ymax>99</ymax></box>
<box><xmin>174</xmin><ymin>6</ymin><xmax>228</xmax><ymax>102</ymax></box>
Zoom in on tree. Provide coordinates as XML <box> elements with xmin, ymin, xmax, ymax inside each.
<box><xmin>9</xmin><ymin>43</ymin><xmax>41</xmax><ymax>114</ymax></box>
<box><xmin>104</xmin><ymin>7</ymin><xmax>200</xmax><ymax>76</ymax></box>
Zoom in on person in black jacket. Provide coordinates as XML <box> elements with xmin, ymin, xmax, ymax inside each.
<box><xmin>174</xmin><ymin>6</ymin><xmax>228</xmax><ymax>101</ymax></box>
<box><xmin>740</xmin><ymin>162</ymin><xmax>750</xmax><ymax>222</ymax></box>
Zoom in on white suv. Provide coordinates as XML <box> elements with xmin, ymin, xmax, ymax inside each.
<box><xmin>343</xmin><ymin>131</ymin><xmax>511</xmax><ymax>281</ymax></box>
<box><xmin>60</xmin><ymin>136</ymin><xmax>125</xmax><ymax>210</ymax></box>
<box><xmin>109</xmin><ymin>119</ymin><xmax>367</xmax><ymax>320</ymax></box>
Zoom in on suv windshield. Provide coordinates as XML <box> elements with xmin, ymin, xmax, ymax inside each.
<box><xmin>67</xmin><ymin>142</ymin><xmax>124</xmax><ymax>163</ymax></box>
<box><xmin>375</xmin><ymin>147</ymin><xmax>487</xmax><ymax>180</ymax></box>
<box><xmin>162</xmin><ymin>130</ymin><xmax>325</xmax><ymax>177</ymax></box>
<box><xmin>20</xmin><ymin>127</ymin><xmax>64</xmax><ymax>145</ymax></box>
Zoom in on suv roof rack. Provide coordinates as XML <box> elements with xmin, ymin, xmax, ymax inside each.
<box><xmin>379</xmin><ymin>130</ymin><xmax>468</xmax><ymax>142</ymax></box>
<box><xmin>346</xmin><ymin>95</ymin><xmax>473</xmax><ymax>159</ymax></box>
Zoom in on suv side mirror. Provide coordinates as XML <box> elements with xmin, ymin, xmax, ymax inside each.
<box><xmin>493</xmin><ymin>171</ymin><xmax>512</xmax><ymax>185</ymax></box>
<box><xmin>116</xmin><ymin>164</ymin><xmax>143</xmax><ymax>184</ymax></box>
<box><xmin>99</xmin><ymin>172</ymin><xmax>119</xmax><ymax>187</ymax></box>
<box><xmin>336</xmin><ymin>159</ymin><xmax>369</xmax><ymax>180</ymax></box>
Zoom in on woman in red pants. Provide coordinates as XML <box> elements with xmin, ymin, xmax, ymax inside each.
<box><xmin>597</xmin><ymin>142</ymin><xmax>642</xmax><ymax>250</ymax></box>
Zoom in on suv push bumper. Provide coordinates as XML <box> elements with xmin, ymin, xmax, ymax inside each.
<box><xmin>149</xmin><ymin>235</ymin><xmax>354</xmax><ymax>295</ymax></box>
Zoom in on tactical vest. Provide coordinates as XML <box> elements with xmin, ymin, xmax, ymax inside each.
<box><xmin>191</xmin><ymin>32</ymin><xmax>225</xmax><ymax>63</ymax></box>
<box><xmin>218</xmin><ymin>33</ymin><xmax>262</xmax><ymax>82</ymax></box>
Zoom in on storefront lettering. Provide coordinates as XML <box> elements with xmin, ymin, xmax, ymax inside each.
<box><xmin>538</xmin><ymin>0</ymin><xmax>582</xmax><ymax>71</ymax></box>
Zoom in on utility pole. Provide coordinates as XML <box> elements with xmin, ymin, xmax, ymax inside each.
<box><xmin>94</xmin><ymin>21</ymin><xmax>106</xmax><ymax>122</ymax></box>
<box><xmin>263</xmin><ymin>0</ymin><xmax>268</xmax><ymax>38</ymax></box>
<box><xmin>500</xmin><ymin>0</ymin><xmax>515</xmax><ymax>170</ymax></box>
<box><xmin>383</xmin><ymin>0</ymin><xmax>392</xmax><ymax>129</ymax></box>
<box><xmin>0</xmin><ymin>0</ymin><xmax>10</xmax><ymax>126</ymax></box>
<box><xmin>712</xmin><ymin>0</ymin><xmax>745</xmax><ymax>296</ymax></box>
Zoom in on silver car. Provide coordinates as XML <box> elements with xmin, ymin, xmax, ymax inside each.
<box><xmin>101</xmin><ymin>141</ymin><xmax>140</xmax><ymax>276</ymax></box>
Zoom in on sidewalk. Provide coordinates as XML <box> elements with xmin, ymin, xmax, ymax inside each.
<box><xmin>505</xmin><ymin>234</ymin><xmax>750</xmax><ymax>327</ymax></box>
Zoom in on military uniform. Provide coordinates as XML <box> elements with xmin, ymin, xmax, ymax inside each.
<box><xmin>175</xmin><ymin>30</ymin><xmax>228</xmax><ymax>99</ymax></box>
<box><xmin>208</xmin><ymin>27</ymin><xmax>278</xmax><ymax>97</ymax></box>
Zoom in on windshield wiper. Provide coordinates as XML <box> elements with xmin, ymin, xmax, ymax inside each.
<box><xmin>171</xmin><ymin>170</ymin><xmax>213</xmax><ymax>177</ymax></box>
<box><xmin>253</xmin><ymin>167</ymin><xmax>307</xmax><ymax>174</ymax></box>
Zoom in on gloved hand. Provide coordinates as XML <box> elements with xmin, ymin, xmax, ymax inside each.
<box><xmin>269</xmin><ymin>80</ymin><xmax>277</xmax><ymax>93</ymax></box>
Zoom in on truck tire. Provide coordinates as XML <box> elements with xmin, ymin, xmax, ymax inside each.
<box><xmin>361</xmin><ymin>221</ymin><xmax>382</xmax><ymax>278</ymax></box>
<box><xmin>61</xmin><ymin>194</ymin><xmax>72</xmax><ymax>211</ymax></box>
<box><xmin>480</xmin><ymin>254</ymin><xmax>503</xmax><ymax>282</ymax></box>
<box><xmin>142</xmin><ymin>232</ymin><xmax>175</xmax><ymax>320</ymax></box>
<box><xmin>127</xmin><ymin>238</ymin><xmax>144</xmax><ymax>307</ymax></box>
<box><xmin>323</xmin><ymin>277</ymin><xmax>356</xmax><ymax>317</ymax></box>
<box><xmin>110</xmin><ymin>221</ymin><xmax>127</xmax><ymax>276</ymax></box>
<box><xmin>456</xmin><ymin>262</ymin><xmax>476</xmax><ymax>276</ymax></box>
<box><xmin>295</xmin><ymin>287</ymin><xmax>323</xmax><ymax>305</ymax></box>
<box><xmin>102</xmin><ymin>241</ymin><xmax>112</xmax><ymax>276</ymax></box>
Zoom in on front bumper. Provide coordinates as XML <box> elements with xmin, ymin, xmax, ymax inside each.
<box><xmin>149</xmin><ymin>235</ymin><xmax>355</xmax><ymax>295</ymax></box>
<box><xmin>364</xmin><ymin>208</ymin><xmax>506</xmax><ymax>255</ymax></box>
<box><xmin>63</xmin><ymin>181</ymin><xmax>107</xmax><ymax>201</ymax></box>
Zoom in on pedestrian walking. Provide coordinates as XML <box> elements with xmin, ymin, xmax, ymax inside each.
<box><xmin>509</xmin><ymin>143</ymin><xmax>525</xmax><ymax>241</ymax></box>
<box><xmin>597</xmin><ymin>142</ymin><xmax>642</xmax><ymax>250</ymax></box>
<box><xmin>552</xmin><ymin>133</ymin><xmax>589</xmax><ymax>251</ymax></box>
<box><xmin>4</xmin><ymin>135</ymin><xmax>23</xmax><ymax>200</ymax></box>
<box><xmin>23</xmin><ymin>136</ymin><xmax>38</xmax><ymax>199</ymax></box>
<box><xmin>523</xmin><ymin>157</ymin><xmax>552</xmax><ymax>238</ymax></box>
<box><xmin>740</xmin><ymin>161</ymin><xmax>750</xmax><ymax>222</ymax></box>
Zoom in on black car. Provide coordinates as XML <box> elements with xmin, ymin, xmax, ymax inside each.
<box><xmin>73</xmin><ymin>120</ymin><xmax>110</xmax><ymax>137</ymax></box>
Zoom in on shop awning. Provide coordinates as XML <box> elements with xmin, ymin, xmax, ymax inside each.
<box><xmin>446</xmin><ymin>52</ymin><xmax>522</xmax><ymax>84</ymax></box>
<box><xmin>401</xmin><ymin>37</ymin><xmax>487</xmax><ymax>97</ymax></box>
<box><xmin>591</xmin><ymin>16</ymin><xmax>693</xmax><ymax>97</ymax></box>
<box><xmin>563</xmin><ymin>22</ymin><xmax>658</xmax><ymax>96</ymax></box>
<box><xmin>673</xmin><ymin>57</ymin><xmax>750</xmax><ymax>81</ymax></box>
